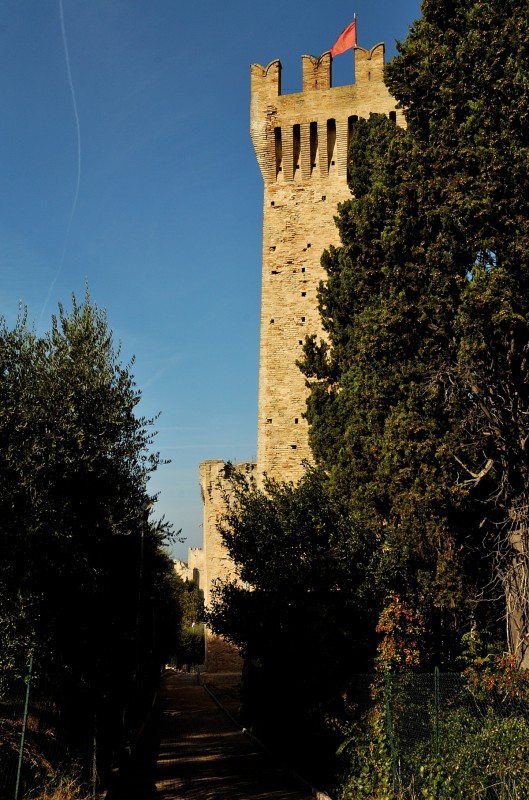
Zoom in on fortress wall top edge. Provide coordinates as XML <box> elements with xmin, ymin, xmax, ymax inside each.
<box><xmin>250</xmin><ymin>42</ymin><xmax>398</xmax><ymax>185</ymax></box>
<box><xmin>250</xmin><ymin>43</ymin><xmax>386</xmax><ymax>98</ymax></box>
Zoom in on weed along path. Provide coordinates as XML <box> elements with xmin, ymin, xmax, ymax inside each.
<box><xmin>110</xmin><ymin>670</ymin><xmax>319</xmax><ymax>800</ymax></box>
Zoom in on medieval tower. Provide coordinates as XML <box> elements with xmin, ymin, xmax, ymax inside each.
<box><xmin>199</xmin><ymin>42</ymin><xmax>401</xmax><ymax>673</ymax></box>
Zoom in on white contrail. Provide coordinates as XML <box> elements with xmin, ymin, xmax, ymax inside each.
<box><xmin>40</xmin><ymin>0</ymin><xmax>82</xmax><ymax>322</ymax></box>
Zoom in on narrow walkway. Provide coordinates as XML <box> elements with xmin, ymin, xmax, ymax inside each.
<box><xmin>112</xmin><ymin>671</ymin><xmax>318</xmax><ymax>800</ymax></box>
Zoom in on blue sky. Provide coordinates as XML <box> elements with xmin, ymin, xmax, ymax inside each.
<box><xmin>0</xmin><ymin>0</ymin><xmax>421</xmax><ymax>560</ymax></box>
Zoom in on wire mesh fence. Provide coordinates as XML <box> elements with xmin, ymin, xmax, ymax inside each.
<box><xmin>0</xmin><ymin>653</ymin><xmax>97</xmax><ymax>800</ymax></box>
<box><xmin>345</xmin><ymin>669</ymin><xmax>529</xmax><ymax>799</ymax></box>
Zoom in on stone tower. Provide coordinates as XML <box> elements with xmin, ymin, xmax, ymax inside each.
<box><xmin>199</xmin><ymin>43</ymin><xmax>401</xmax><ymax>674</ymax></box>
<box><xmin>251</xmin><ymin>44</ymin><xmax>402</xmax><ymax>480</ymax></box>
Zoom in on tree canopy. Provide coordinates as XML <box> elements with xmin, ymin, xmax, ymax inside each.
<box><xmin>0</xmin><ymin>292</ymin><xmax>181</xmax><ymax>781</ymax></box>
<box><xmin>300</xmin><ymin>0</ymin><xmax>529</xmax><ymax>663</ymax></box>
<box><xmin>208</xmin><ymin>466</ymin><xmax>374</xmax><ymax>783</ymax></box>
<box><xmin>383</xmin><ymin>0</ymin><xmax>529</xmax><ymax>663</ymax></box>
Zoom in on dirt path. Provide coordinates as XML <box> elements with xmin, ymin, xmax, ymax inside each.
<box><xmin>110</xmin><ymin>671</ymin><xmax>318</xmax><ymax>800</ymax></box>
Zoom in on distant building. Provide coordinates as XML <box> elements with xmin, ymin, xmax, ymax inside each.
<box><xmin>174</xmin><ymin>546</ymin><xmax>204</xmax><ymax>594</ymax></box>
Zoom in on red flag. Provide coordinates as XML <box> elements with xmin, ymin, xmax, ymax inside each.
<box><xmin>330</xmin><ymin>17</ymin><xmax>357</xmax><ymax>57</ymax></box>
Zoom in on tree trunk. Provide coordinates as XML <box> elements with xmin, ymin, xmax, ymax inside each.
<box><xmin>505</xmin><ymin>526</ymin><xmax>529</xmax><ymax>669</ymax></box>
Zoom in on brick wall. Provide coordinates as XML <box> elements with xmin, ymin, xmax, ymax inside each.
<box><xmin>251</xmin><ymin>44</ymin><xmax>401</xmax><ymax>479</ymax></box>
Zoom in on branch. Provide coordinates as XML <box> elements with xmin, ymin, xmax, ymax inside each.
<box><xmin>453</xmin><ymin>455</ymin><xmax>494</xmax><ymax>486</ymax></box>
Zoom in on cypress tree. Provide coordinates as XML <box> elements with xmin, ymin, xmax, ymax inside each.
<box><xmin>302</xmin><ymin>1</ymin><xmax>529</xmax><ymax>664</ymax></box>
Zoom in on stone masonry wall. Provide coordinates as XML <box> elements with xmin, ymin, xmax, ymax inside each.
<box><xmin>199</xmin><ymin>460</ymin><xmax>257</xmax><ymax>673</ymax></box>
<box><xmin>251</xmin><ymin>45</ymin><xmax>401</xmax><ymax>480</ymax></box>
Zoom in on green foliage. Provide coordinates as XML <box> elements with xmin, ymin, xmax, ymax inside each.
<box><xmin>176</xmin><ymin>578</ymin><xmax>204</xmax><ymax>628</ymax></box>
<box><xmin>0</xmin><ymin>291</ymin><xmax>181</xmax><ymax>780</ymax></box>
<box><xmin>336</xmin><ymin>709</ymin><xmax>394</xmax><ymax>800</ymax></box>
<box><xmin>172</xmin><ymin>578</ymin><xmax>204</xmax><ymax>669</ymax></box>
<box><xmin>301</xmin><ymin>114</ymin><xmax>491</xmax><ymax>663</ymax></box>
<box><xmin>384</xmin><ymin>0</ymin><xmax>529</xmax><ymax>509</ymax></box>
<box><xmin>385</xmin><ymin>2</ymin><xmax>529</xmax><ymax>660</ymax></box>
<box><xmin>176</xmin><ymin>624</ymin><xmax>205</xmax><ymax>670</ymax></box>
<box><xmin>337</xmin><ymin>672</ymin><xmax>529</xmax><ymax>800</ymax></box>
<box><xmin>207</xmin><ymin>467</ymin><xmax>373</xmax><ymax>785</ymax></box>
<box><xmin>300</xmin><ymin>2</ymin><xmax>529</xmax><ymax>655</ymax></box>
<box><xmin>308</xmin><ymin>21</ymin><xmax>529</xmax><ymax>791</ymax></box>
<box><xmin>432</xmin><ymin>711</ymin><xmax>529</xmax><ymax>800</ymax></box>
<box><xmin>209</xmin><ymin>467</ymin><xmax>378</xmax><ymax>674</ymax></box>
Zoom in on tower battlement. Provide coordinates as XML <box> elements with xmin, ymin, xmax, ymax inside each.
<box><xmin>250</xmin><ymin>45</ymin><xmax>401</xmax><ymax>185</ymax></box>
<box><xmin>250</xmin><ymin>58</ymin><xmax>282</xmax><ymax>95</ymax></box>
<box><xmin>251</xmin><ymin>44</ymin><xmax>386</xmax><ymax>98</ymax></box>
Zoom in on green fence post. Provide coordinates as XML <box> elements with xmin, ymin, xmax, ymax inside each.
<box><xmin>15</xmin><ymin>653</ymin><xmax>33</xmax><ymax>800</ymax></box>
<box><xmin>384</xmin><ymin>671</ymin><xmax>398</xmax><ymax>793</ymax></box>
<box><xmin>434</xmin><ymin>666</ymin><xmax>440</xmax><ymax>760</ymax></box>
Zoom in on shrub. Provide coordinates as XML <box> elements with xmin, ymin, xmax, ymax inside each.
<box><xmin>175</xmin><ymin>624</ymin><xmax>204</xmax><ymax>671</ymax></box>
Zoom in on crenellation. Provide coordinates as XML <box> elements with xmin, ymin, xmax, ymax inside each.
<box><xmin>354</xmin><ymin>43</ymin><xmax>385</xmax><ymax>85</ymax></box>
<box><xmin>301</xmin><ymin>52</ymin><xmax>332</xmax><ymax>92</ymax></box>
<box><xmin>250</xmin><ymin>59</ymin><xmax>282</xmax><ymax>96</ymax></box>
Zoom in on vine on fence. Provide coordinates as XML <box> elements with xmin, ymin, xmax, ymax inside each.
<box><xmin>375</xmin><ymin>594</ymin><xmax>425</xmax><ymax>673</ymax></box>
<box><xmin>336</xmin><ymin>663</ymin><xmax>529</xmax><ymax>800</ymax></box>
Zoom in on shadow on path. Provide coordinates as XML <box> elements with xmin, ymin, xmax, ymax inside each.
<box><xmin>108</xmin><ymin>671</ymin><xmax>316</xmax><ymax>800</ymax></box>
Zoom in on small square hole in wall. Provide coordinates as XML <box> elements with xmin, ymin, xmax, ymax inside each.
<box><xmin>301</xmin><ymin>267</ymin><xmax>305</xmax><ymax>273</ymax></box>
<box><xmin>307</xmin><ymin>243</ymin><xmax>311</xmax><ymax>248</ymax></box>
<box><xmin>322</xmin><ymin>195</ymin><xmax>326</xmax><ymax>201</ymax></box>
<box><xmin>331</xmin><ymin>160</ymin><xmax>335</xmax><ymax>166</ymax></box>
<box><xmin>271</xmin><ymin>201</ymin><xmax>275</xmax><ymax>206</ymax></box>
<box><xmin>290</xmin><ymin>444</ymin><xmax>297</xmax><ymax>449</ymax></box>
<box><xmin>270</xmin><ymin>245</ymin><xmax>276</xmax><ymax>251</ymax></box>
<box><xmin>271</xmin><ymin>270</ymin><xmax>279</xmax><ymax>275</ymax></box>
<box><xmin>267</xmin><ymin>418</ymin><xmax>272</xmax><ymax>424</ymax></box>
<box><xmin>301</xmin><ymin>316</ymin><xmax>305</xmax><ymax>322</ymax></box>
<box><xmin>301</xmin><ymin>292</ymin><xmax>306</xmax><ymax>297</ymax></box>
<box><xmin>270</xmin><ymin>318</ymin><xmax>275</xmax><ymax>324</ymax></box>
<box><xmin>295</xmin><ymin>418</ymin><xmax>299</xmax><ymax>424</ymax></box>
<box><xmin>299</xmin><ymin>340</ymin><xmax>303</xmax><ymax>345</ymax></box>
